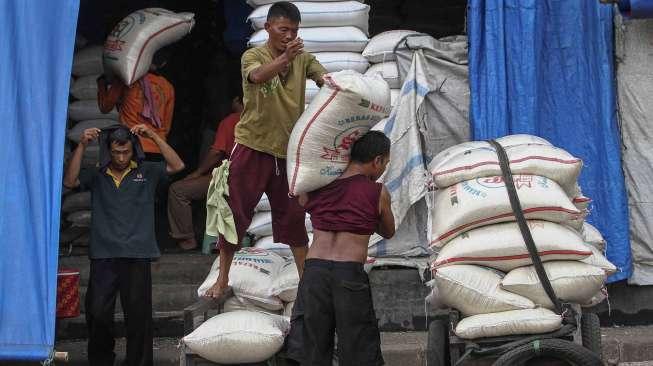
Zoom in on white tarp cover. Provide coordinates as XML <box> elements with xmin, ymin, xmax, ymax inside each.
<box><xmin>616</xmin><ymin>14</ymin><xmax>653</xmax><ymax>285</ymax></box>
<box><xmin>368</xmin><ymin>35</ymin><xmax>469</xmax><ymax>257</ymax></box>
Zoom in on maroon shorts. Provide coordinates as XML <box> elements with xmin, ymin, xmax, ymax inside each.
<box><xmin>217</xmin><ymin>143</ymin><xmax>309</xmax><ymax>250</ymax></box>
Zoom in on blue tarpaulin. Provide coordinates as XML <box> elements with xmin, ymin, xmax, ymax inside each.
<box><xmin>0</xmin><ymin>0</ymin><xmax>79</xmax><ymax>361</ymax></box>
<box><xmin>468</xmin><ymin>0</ymin><xmax>632</xmax><ymax>282</ymax></box>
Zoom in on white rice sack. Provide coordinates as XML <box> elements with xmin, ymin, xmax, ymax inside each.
<box><xmin>432</xmin><ymin>221</ymin><xmax>592</xmax><ymax>272</ymax></box>
<box><xmin>362</xmin><ymin>30</ymin><xmax>421</xmax><ymax>63</ymax></box>
<box><xmin>430</xmin><ymin>175</ymin><xmax>585</xmax><ymax>247</ymax></box>
<box><xmin>314</xmin><ymin>52</ymin><xmax>370</xmax><ymax>73</ymax></box>
<box><xmin>68</xmin><ymin>100</ymin><xmax>119</xmax><ymax>121</ymax></box>
<box><xmin>72</xmin><ymin>45</ymin><xmax>104</xmax><ymax>76</ymax></box>
<box><xmin>365</xmin><ymin>61</ymin><xmax>401</xmax><ymax>89</ymax></box>
<box><xmin>247</xmin><ymin>0</ymin><xmax>363</xmax><ymax>6</ymax></box>
<box><xmin>248</xmin><ymin>211</ymin><xmax>273</xmax><ymax>237</ymax></box>
<box><xmin>223</xmin><ymin>295</ymin><xmax>282</xmax><ymax>315</ymax></box>
<box><xmin>271</xmin><ymin>257</ymin><xmax>300</xmax><ymax>303</ymax></box>
<box><xmin>231</xmin><ymin>248</ymin><xmax>285</xmax><ymax>309</ymax></box>
<box><xmin>433</xmin><ymin>265</ymin><xmax>534</xmax><ymax>316</ymax></box>
<box><xmin>255</xmin><ymin>233</ymin><xmax>314</xmax><ymax>257</ymax></box>
<box><xmin>61</xmin><ymin>191</ymin><xmax>91</xmax><ymax>213</ymax></box>
<box><xmin>430</xmin><ymin>135</ymin><xmax>552</xmax><ymax>174</ymax></box>
<box><xmin>431</xmin><ymin>143</ymin><xmax>582</xmax><ymax>196</ymax></box>
<box><xmin>182</xmin><ymin>311</ymin><xmax>289</xmax><ymax>364</ymax></box>
<box><xmin>582</xmin><ymin>222</ymin><xmax>606</xmax><ymax>253</ymax></box>
<box><xmin>573</xmin><ymin>195</ymin><xmax>592</xmax><ymax>212</ymax></box>
<box><xmin>455</xmin><ymin>308</ymin><xmax>562</xmax><ymax>340</ymax></box>
<box><xmin>287</xmin><ymin>70</ymin><xmax>391</xmax><ymax>195</ymax></box>
<box><xmin>70</xmin><ymin>74</ymin><xmax>100</xmax><ymax>100</ymax></box>
<box><xmin>390</xmin><ymin>89</ymin><xmax>399</xmax><ymax>108</ymax></box>
<box><xmin>256</xmin><ymin>193</ymin><xmax>271</xmax><ymax>211</ymax></box>
<box><xmin>249</xmin><ymin>27</ymin><xmax>369</xmax><ymax>53</ymax></box>
<box><xmin>104</xmin><ymin>8</ymin><xmax>194</xmax><ymax>85</ymax></box>
<box><xmin>581</xmin><ymin>244</ymin><xmax>617</xmax><ymax>275</ymax></box>
<box><xmin>248</xmin><ymin>1</ymin><xmax>370</xmax><ymax>35</ymax></box>
<box><xmin>582</xmin><ymin>288</ymin><xmax>607</xmax><ymax>307</ymax></box>
<box><xmin>67</xmin><ymin>119</ymin><xmax>119</xmax><ymax>142</ymax></box>
<box><xmin>501</xmin><ymin>261</ymin><xmax>607</xmax><ymax>309</ymax></box>
<box><xmin>305</xmin><ymin>79</ymin><xmax>320</xmax><ymax>104</ymax></box>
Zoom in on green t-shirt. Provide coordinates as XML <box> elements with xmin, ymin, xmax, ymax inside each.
<box><xmin>236</xmin><ymin>45</ymin><xmax>326</xmax><ymax>158</ymax></box>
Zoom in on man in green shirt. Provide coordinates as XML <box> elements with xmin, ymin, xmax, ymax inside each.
<box><xmin>204</xmin><ymin>1</ymin><xmax>326</xmax><ymax>298</ymax></box>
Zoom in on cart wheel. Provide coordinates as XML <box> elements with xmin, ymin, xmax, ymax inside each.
<box><xmin>581</xmin><ymin>312</ymin><xmax>602</xmax><ymax>355</ymax></box>
<box><xmin>492</xmin><ymin>338</ymin><xmax>603</xmax><ymax>366</ymax></box>
<box><xmin>427</xmin><ymin>319</ymin><xmax>448</xmax><ymax>366</ymax></box>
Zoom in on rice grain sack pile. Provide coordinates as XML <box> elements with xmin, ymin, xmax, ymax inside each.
<box><xmin>255</xmin><ymin>233</ymin><xmax>314</xmax><ymax>257</ymax></box>
<box><xmin>455</xmin><ymin>308</ymin><xmax>562</xmax><ymax>340</ymax></box>
<box><xmin>248</xmin><ymin>26</ymin><xmax>369</xmax><ymax>53</ymax></box>
<box><xmin>431</xmin><ymin>221</ymin><xmax>592</xmax><ymax>272</ymax></box>
<box><xmin>287</xmin><ymin>70</ymin><xmax>391</xmax><ymax>195</ymax></box>
<box><xmin>501</xmin><ymin>261</ymin><xmax>607</xmax><ymax>309</ymax></box>
<box><xmin>103</xmin><ymin>8</ymin><xmax>195</xmax><ymax>85</ymax></box>
<box><xmin>70</xmin><ymin>74</ymin><xmax>101</xmax><ymax>100</ymax></box>
<box><xmin>182</xmin><ymin>310</ymin><xmax>289</xmax><ymax>364</ymax></box>
<box><xmin>362</xmin><ymin>30</ymin><xmax>421</xmax><ymax>63</ymax></box>
<box><xmin>365</xmin><ymin>61</ymin><xmax>401</xmax><ymax>89</ymax></box>
<box><xmin>314</xmin><ymin>52</ymin><xmax>369</xmax><ymax>74</ymax></box>
<box><xmin>68</xmin><ymin>100</ymin><xmax>119</xmax><ymax>121</ymax></box>
<box><xmin>247</xmin><ymin>212</ymin><xmax>313</xmax><ymax>239</ymax></box>
<box><xmin>222</xmin><ymin>296</ymin><xmax>281</xmax><ymax>315</ymax></box>
<box><xmin>430</xmin><ymin>175</ymin><xmax>585</xmax><ymax>247</ymax></box>
<box><xmin>247</xmin><ymin>1</ymin><xmax>370</xmax><ymax>35</ymax></box>
<box><xmin>433</xmin><ymin>265</ymin><xmax>534</xmax><ymax>316</ymax></box>
<box><xmin>72</xmin><ymin>45</ymin><xmax>104</xmax><ymax>77</ymax></box>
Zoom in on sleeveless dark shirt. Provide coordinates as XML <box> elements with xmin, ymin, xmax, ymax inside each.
<box><xmin>305</xmin><ymin>174</ymin><xmax>382</xmax><ymax>235</ymax></box>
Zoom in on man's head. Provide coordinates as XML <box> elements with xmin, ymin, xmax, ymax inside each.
<box><xmin>150</xmin><ymin>46</ymin><xmax>172</xmax><ymax>71</ymax></box>
<box><xmin>350</xmin><ymin>130</ymin><xmax>391</xmax><ymax>181</ymax></box>
<box><xmin>107</xmin><ymin>127</ymin><xmax>134</xmax><ymax>171</ymax></box>
<box><xmin>264</xmin><ymin>2</ymin><xmax>301</xmax><ymax>54</ymax></box>
<box><xmin>231</xmin><ymin>87</ymin><xmax>244</xmax><ymax>113</ymax></box>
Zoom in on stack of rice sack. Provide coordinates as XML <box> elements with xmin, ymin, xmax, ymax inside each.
<box><xmin>427</xmin><ymin>135</ymin><xmax>616</xmax><ymax>340</ymax></box>
<box><xmin>246</xmin><ymin>0</ymin><xmax>371</xmax><ymax>105</ymax></box>
<box><xmin>250</xmin><ymin>193</ymin><xmax>315</xmax><ymax>256</ymax></box>
<box><xmin>362</xmin><ymin>29</ymin><xmax>422</xmax><ymax>109</ymax></box>
<box><xmin>186</xmin><ymin>248</ymin><xmax>299</xmax><ymax>363</ymax></box>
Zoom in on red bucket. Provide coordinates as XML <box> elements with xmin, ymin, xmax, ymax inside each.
<box><xmin>56</xmin><ymin>268</ymin><xmax>80</xmax><ymax>318</ymax></box>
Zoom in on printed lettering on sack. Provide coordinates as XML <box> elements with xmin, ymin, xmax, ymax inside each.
<box><xmin>474</xmin><ymin>176</ymin><xmax>549</xmax><ymax>190</ymax></box>
<box><xmin>104</xmin><ymin>13</ymin><xmax>142</xmax><ymax>52</ymax></box>
<box><xmin>449</xmin><ymin>185</ymin><xmax>459</xmax><ymax>206</ymax></box>
<box><xmin>233</xmin><ymin>248</ymin><xmax>275</xmax><ymax>276</ymax></box>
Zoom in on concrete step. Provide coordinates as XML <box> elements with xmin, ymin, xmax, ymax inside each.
<box><xmin>58</xmin><ymin>253</ymin><xmax>215</xmax><ymax>286</ymax></box>
<box><xmin>56</xmin><ymin>311</ymin><xmax>184</xmax><ymax>340</ymax></box>
<box><xmin>74</xmin><ymin>283</ymin><xmax>199</xmax><ymax>313</ymax></box>
<box><xmin>46</xmin><ymin>326</ymin><xmax>653</xmax><ymax>366</ymax></box>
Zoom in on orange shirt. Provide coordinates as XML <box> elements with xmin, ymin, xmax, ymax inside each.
<box><xmin>97</xmin><ymin>73</ymin><xmax>174</xmax><ymax>154</ymax></box>
<box><xmin>211</xmin><ymin>112</ymin><xmax>240</xmax><ymax>156</ymax></box>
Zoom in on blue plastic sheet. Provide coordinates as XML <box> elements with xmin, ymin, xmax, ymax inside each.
<box><xmin>0</xmin><ymin>0</ymin><xmax>79</xmax><ymax>361</ymax></box>
<box><xmin>468</xmin><ymin>0</ymin><xmax>631</xmax><ymax>282</ymax></box>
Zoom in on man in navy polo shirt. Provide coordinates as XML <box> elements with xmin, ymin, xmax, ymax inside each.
<box><xmin>63</xmin><ymin>124</ymin><xmax>184</xmax><ymax>366</ymax></box>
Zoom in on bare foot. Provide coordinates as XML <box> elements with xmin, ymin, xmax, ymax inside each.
<box><xmin>204</xmin><ymin>281</ymin><xmax>229</xmax><ymax>299</ymax></box>
<box><xmin>178</xmin><ymin>238</ymin><xmax>197</xmax><ymax>251</ymax></box>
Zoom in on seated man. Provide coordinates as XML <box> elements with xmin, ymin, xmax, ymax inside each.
<box><xmin>287</xmin><ymin>131</ymin><xmax>395</xmax><ymax>366</ymax></box>
<box><xmin>168</xmin><ymin>92</ymin><xmax>243</xmax><ymax>250</ymax></box>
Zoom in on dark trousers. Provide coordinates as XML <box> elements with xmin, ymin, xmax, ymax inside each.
<box><xmin>286</xmin><ymin>259</ymin><xmax>384</xmax><ymax>366</ymax></box>
<box><xmin>86</xmin><ymin>258</ymin><xmax>153</xmax><ymax>366</ymax></box>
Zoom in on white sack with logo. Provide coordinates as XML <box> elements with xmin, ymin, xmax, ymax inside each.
<box><xmin>430</xmin><ymin>143</ymin><xmax>582</xmax><ymax>196</ymax></box>
<box><xmin>431</xmin><ymin>221</ymin><xmax>592</xmax><ymax>272</ymax></box>
<box><xmin>314</xmin><ymin>52</ymin><xmax>370</xmax><ymax>74</ymax></box>
<box><xmin>287</xmin><ymin>70</ymin><xmax>391</xmax><ymax>195</ymax></box>
<box><xmin>103</xmin><ymin>8</ymin><xmax>194</xmax><ymax>85</ymax></box>
<box><xmin>501</xmin><ymin>261</ymin><xmax>607</xmax><ymax>309</ymax></box>
<box><xmin>249</xmin><ymin>27</ymin><xmax>368</xmax><ymax>53</ymax></box>
<box><xmin>430</xmin><ymin>175</ymin><xmax>585</xmax><ymax>247</ymax></box>
<box><xmin>433</xmin><ymin>265</ymin><xmax>534</xmax><ymax>316</ymax></box>
<box><xmin>455</xmin><ymin>308</ymin><xmax>562</xmax><ymax>340</ymax></box>
<box><xmin>248</xmin><ymin>1</ymin><xmax>370</xmax><ymax>35</ymax></box>
<box><xmin>271</xmin><ymin>257</ymin><xmax>300</xmax><ymax>302</ymax></box>
<box><xmin>182</xmin><ymin>310</ymin><xmax>289</xmax><ymax>364</ymax></box>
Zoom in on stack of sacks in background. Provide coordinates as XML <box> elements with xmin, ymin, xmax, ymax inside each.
<box><xmin>246</xmin><ymin>0</ymin><xmax>371</xmax><ymax>105</ymax></box>
<box><xmin>362</xmin><ymin>29</ymin><xmax>421</xmax><ymax>110</ymax></box>
<box><xmin>186</xmin><ymin>248</ymin><xmax>299</xmax><ymax>363</ymax></box>
<box><xmin>427</xmin><ymin>134</ymin><xmax>616</xmax><ymax>340</ymax></box>
<box><xmin>250</xmin><ymin>193</ymin><xmax>315</xmax><ymax>256</ymax></box>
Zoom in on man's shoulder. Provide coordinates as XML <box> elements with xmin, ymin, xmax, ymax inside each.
<box><xmin>243</xmin><ymin>46</ymin><xmax>268</xmax><ymax>59</ymax></box>
<box><xmin>147</xmin><ymin>73</ymin><xmax>173</xmax><ymax>90</ymax></box>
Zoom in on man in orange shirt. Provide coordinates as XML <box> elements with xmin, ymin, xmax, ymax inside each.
<box><xmin>168</xmin><ymin>91</ymin><xmax>243</xmax><ymax>250</ymax></box>
<box><xmin>97</xmin><ymin>50</ymin><xmax>175</xmax><ymax>159</ymax></box>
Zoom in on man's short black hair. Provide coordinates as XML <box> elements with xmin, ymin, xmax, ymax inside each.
<box><xmin>152</xmin><ymin>46</ymin><xmax>172</xmax><ymax>68</ymax></box>
<box><xmin>350</xmin><ymin>130</ymin><xmax>390</xmax><ymax>163</ymax></box>
<box><xmin>107</xmin><ymin>126</ymin><xmax>132</xmax><ymax>148</ymax></box>
<box><xmin>267</xmin><ymin>1</ymin><xmax>301</xmax><ymax>23</ymax></box>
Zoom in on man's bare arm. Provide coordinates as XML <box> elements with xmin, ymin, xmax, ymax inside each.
<box><xmin>248</xmin><ymin>38</ymin><xmax>304</xmax><ymax>84</ymax></box>
<box><xmin>376</xmin><ymin>186</ymin><xmax>395</xmax><ymax>239</ymax></box>
<box><xmin>63</xmin><ymin>128</ymin><xmax>100</xmax><ymax>188</ymax></box>
<box><xmin>131</xmin><ymin>124</ymin><xmax>185</xmax><ymax>174</ymax></box>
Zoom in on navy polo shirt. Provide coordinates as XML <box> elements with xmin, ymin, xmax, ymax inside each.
<box><xmin>79</xmin><ymin>161</ymin><xmax>167</xmax><ymax>259</ymax></box>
